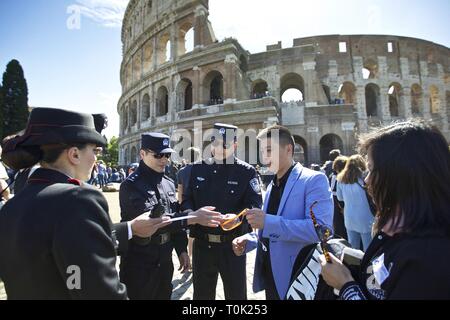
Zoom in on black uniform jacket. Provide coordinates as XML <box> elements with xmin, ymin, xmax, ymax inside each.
<box><xmin>0</xmin><ymin>168</ymin><xmax>127</xmax><ymax>300</ymax></box>
<box><xmin>119</xmin><ymin>162</ymin><xmax>188</xmax><ymax>256</ymax></box>
<box><xmin>181</xmin><ymin>157</ymin><xmax>263</xmax><ymax>237</ymax></box>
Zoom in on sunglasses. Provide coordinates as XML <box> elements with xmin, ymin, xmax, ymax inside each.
<box><xmin>310</xmin><ymin>201</ymin><xmax>334</xmax><ymax>263</ymax></box>
<box><xmin>220</xmin><ymin>209</ymin><xmax>268</xmax><ymax>252</ymax></box>
<box><xmin>149</xmin><ymin>152</ymin><xmax>171</xmax><ymax>159</ymax></box>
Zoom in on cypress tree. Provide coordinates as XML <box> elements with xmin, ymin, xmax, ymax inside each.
<box><xmin>1</xmin><ymin>60</ymin><xmax>30</xmax><ymax>138</ymax></box>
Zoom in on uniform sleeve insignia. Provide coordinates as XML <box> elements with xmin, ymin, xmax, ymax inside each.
<box><xmin>250</xmin><ymin>178</ymin><xmax>261</xmax><ymax>193</ymax></box>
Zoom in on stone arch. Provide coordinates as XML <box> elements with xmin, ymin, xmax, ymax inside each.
<box><xmin>126</xmin><ymin>61</ymin><xmax>132</xmax><ymax>88</ymax></box>
<box><xmin>122</xmin><ymin>104</ymin><xmax>129</xmax><ymax>131</ymax></box>
<box><xmin>365</xmin><ymin>83</ymin><xmax>381</xmax><ymax>117</ymax></box>
<box><xmin>132</xmin><ymin>53</ymin><xmax>142</xmax><ymax>82</ymax></box>
<box><xmin>178</xmin><ymin>22</ymin><xmax>194</xmax><ymax>56</ymax></box>
<box><xmin>363</xmin><ymin>58</ymin><xmax>378</xmax><ymax>79</ymax></box>
<box><xmin>130</xmin><ymin>146</ymin><xmax>138</xmax><ymax>164</ymax></box>
<box><xmin>388</xmin><ymin>83</ymin><xmax>402</xmax><ymax>117</ymax></box>
<box><xmin>320</xmin><ymin>134</ymin><xmax>344</xmax><ymax>163</ymax></box>
<box><xmin>322</xmin><ymin>85</ymin><xmax>331</xmax><ymax>104</ymax></box>
<box><xmin>176</xmin><ymin>78</ymin><xmax>193</xmax><ymax>111</ymax></box>
<box><xmin>251</xmin><ymin>79</ymin><xmax>269</xmax><ymax>99</ymax></box>
<box><xmin>130</xmin><ymin>100</ymin><xmax>138</xmax><ymax>126</ymax></box>
<box><xmin>411</xmin><ymin>84</ymin><xmax>423</xmax><ymax>115</ymax></box>
<box><xmin>280</xmin><ymin>73</ymin><xmax>305</xmax><ymax>102</ymax></box>
<box><xmin>141</xmin><ymin>94</ymin><xmax>150</xmax><ymax>121</ymax></box>
<box><xmin>156</xmin><ymin>86</ymin><xmax>169</xmax><ymax>116</ymax></box>
<box><xmin>157</xmin><ymin>33</ymin><xmax>171</xmax><ymax>64</ymax></box>
<box><xmin>430</xmin><ymin>85</ymin><xmax>440</xmax><ymax>114</ymax></box>
<box><xmin>293</xmin><ymin>135</ymin><xmax>308</xmax><ymax>165</ymax></box>
<box><xmin>124</xmin><ymin>146</ymin><xmax>130</xmax><ymax>165</ymax></box>
<box><xmin>143</xmin><ymin>41</ymin><xmax>153</xmax><ymax>74</ymax></box>
<box><xmin>338</xmin><ymin>82</ymin><xmax>356</xmax><ymax>105</ymax></box>
<box><xmin>203</xmin><ymin>70</ymin><xmax>224</xmax><ymax>105</ymax></box>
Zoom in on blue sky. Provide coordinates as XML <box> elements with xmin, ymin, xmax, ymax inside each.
<box><xmin>0</xmin><ymin>0</ymin><xmax>449</xmax><ymax>138</ymax></box>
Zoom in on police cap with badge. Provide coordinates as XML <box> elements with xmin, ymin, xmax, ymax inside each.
<box><xmin>141</xmin><ymin>133</ymin><xmax>175</xmax><ymax>156</ymax></box>
<box><xmin>211</xmin><ymin>123</ymin><xmax>238</xmax><ymax>149</ymax></box>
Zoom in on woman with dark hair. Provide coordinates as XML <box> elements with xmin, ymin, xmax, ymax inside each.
<box><xmin>336</xmin><ymin>155</ymin><xmax>374</xmax><ymax>250</ymax></box>
<box><xmin>321</xmin><ymin>120</ymin><xmax>450</xmax><ymax>300</ymax></box>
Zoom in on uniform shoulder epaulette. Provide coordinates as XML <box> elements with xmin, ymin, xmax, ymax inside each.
<box><xmin>235</xmin><ymin>158</ymin><xmax>255</xmax><ymax>170</ymax></box>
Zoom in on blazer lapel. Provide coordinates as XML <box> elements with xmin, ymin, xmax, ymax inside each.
<box><xmin>263</xmin><ymin>182</ymin><xmax>273</xmax><ymax>213</ymax></box>
<box><xmin>277</xmin><ymin>163</ymin><xmax>303</xmax><ymax>216</ymax></box>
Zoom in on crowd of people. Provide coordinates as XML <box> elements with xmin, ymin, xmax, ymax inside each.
<box><xmin>0</xmin><ymin>107</ymin><xmax>449</xmax><ymax>301</ymax></box>
<box><xmin>87</xmin><ymin>161</ymin><xmax>127</xmax><ymax>187</ymax></box>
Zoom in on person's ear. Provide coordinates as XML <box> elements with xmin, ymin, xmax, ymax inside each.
<box><xmin>288</xmin><ymin>144</ymin><xmax>294</xmax><ymax>157</ymax></box>
<box><xmin>67</xmin><ymin>147</ymin><xmax>81</xmax><ymax>165</ymax></box>
<box><xmin>139</xmin><ymin>149</ymin><xmax>146</xmax><ymax>160</ymax></box>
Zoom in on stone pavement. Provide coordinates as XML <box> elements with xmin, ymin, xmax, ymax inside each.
<box><xmin>0</xmin><ymin>191</ymin><xmax>265</xmax><ymax>300</ymax></box>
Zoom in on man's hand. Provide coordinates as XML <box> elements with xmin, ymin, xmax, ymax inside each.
<box><xmin>232</xmin><ymin>236</ymin><xmax>248</xmax><ymax>256</ymax></box>
<box><xmin>246</xmin><ymin>208</ymin><xmax>266</xmax><ymax>230</ymax></box>
<box><xmin>188</xmin><ymin>206</ymin><xmax>223</xmax><ymax>227</ymax></box>
<box><xmin>178</xmin><ymin>252</ymin><xmax>191</xmax><ymax>274</ymax></box>
<box><xmin>130</xmin><ymin>214</ymin><xmax>172</xmax><ymax>238</ymax></box>
<box><xmin>319</xmin><ymin>253</ymin><xmax>355</xmax><ymax>290</ymax></box>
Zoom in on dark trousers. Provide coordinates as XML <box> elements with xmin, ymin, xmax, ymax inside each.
<box><xmin>192</xmin><ymin>239</ymin><xmax>247</xmax><ymax>300</ymax></box>
<box><xmin>333</xmin><ymin>196</ymin><xmax>348</xmax><ymax>240</ymax></box>
<box><xmin>119</xmin><ymin>243</ymin><xmax>174</xmax><ymax>300</ymax></box>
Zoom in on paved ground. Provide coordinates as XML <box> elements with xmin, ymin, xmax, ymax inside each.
<box><xmin>0</xmin><ymin>190</ymin><xmax>265</xmax><ymax>300</ymax></box>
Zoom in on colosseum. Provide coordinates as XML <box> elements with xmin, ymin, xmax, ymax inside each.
<box><xmin>117</xmin><ymin>0</ymin><xmax>450</xmax><ymax>166</ymax></box>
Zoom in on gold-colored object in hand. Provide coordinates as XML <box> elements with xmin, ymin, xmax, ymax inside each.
<box><xmin>220</xmin><ymin>209</ymin><xmax>249</xmax><ymax>231</ymax></box>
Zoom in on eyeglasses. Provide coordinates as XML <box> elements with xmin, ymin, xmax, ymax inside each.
<box><xmin>221</xmin><ymin>209</ymin><xmax>248</xmax><ymax>231</ymax></box>
<box><xmin>310</xmin><ymin>201</ymin><xmax>334</xmax><ymax>263</ymax></box>
<box><xmin>220</xmin><ymin>209</ymin><xmax>268</xmax><ymax>252</ymax></box>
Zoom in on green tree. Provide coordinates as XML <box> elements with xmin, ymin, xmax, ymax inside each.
<box><xmin>99</xmin><ymin>136</ymin><xmax>119</xmax><ymax>167</ymax></box>
<box><xmin>1</xmin><ymin>60</ymin><xmax>30</xmax><ymax>138</ymax></box>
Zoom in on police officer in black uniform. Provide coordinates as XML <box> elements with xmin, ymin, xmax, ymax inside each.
<box><xmin>119</xmin><ymin>133</ymin><xmax>222</xmax><ymax>300</ymax></box>
<box><xmin>0</xmin><ymin>108</ymin><xmax>127</xmax><ymax>299</ymax></box>
<box><xmin>182</xmin><ymin>123</ymin><xmax>263</xmax><ymax>300</ymax></box>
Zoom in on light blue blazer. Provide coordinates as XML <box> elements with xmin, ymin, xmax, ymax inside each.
<box><xmin>244</xmin><ymin>163</ymin><xmax>333</xmax><ymax>299</ymax></box>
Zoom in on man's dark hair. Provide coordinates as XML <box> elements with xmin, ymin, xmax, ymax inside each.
<box><xmin>329</xmin><ymin>149</ymin><xmax>341</xmax><ymax>161</ymax></box>
<box><xmin>257</xmin><ymin>125</ymin><xmax>295</xmax><ymax>155</ymax></box>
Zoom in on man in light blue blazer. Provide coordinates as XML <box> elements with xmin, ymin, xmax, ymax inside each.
<box><xmin>233</xmin><ymin>126</ymin><xmax>333</xmax><ymax>300</ymax></box>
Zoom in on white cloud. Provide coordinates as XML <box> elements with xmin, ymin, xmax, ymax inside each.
<box><xmin>74</xmin><ymin>0</ymin><xmax>128</xmax><ymax>28</ymax></box>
